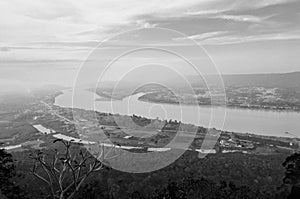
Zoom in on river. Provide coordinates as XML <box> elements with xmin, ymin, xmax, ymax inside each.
<box><xmin>55</xmin><ymin>90</ymin><xmax>300</xmax><ymax>137</ymax></box>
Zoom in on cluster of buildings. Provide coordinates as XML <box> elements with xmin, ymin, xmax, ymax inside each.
<box><xmin>226</xmin><ymin>86</ymin><xmax>300</xmax><ymax>110</ymax></box>
<box><xmin>219</xmin><ymin>138</ymin><xmax>254</xmax><ymax>149</ymax></box>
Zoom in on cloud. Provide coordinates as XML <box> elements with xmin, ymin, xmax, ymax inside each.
<box><xmin>22</xmin><ymin>0</ymin><xmax>82</xmax><ymax>23</ymax></box>
<box><xmin>174</xmin><ymin>31</ymin><xmax>229</xmax><ymax>41</ymax></box>
<box><xmin>173</xmin><ymin>29</ymin><xmax>300</xmax><ymax>45</ymax></box>
<box><xmin>201</xmin><ymin>31</ymin><xmax>300</xmax><ymax>45</ymax></box>
<box><xmin>0</xmin><ymin>58</ymin><xmax>89</xmax><ymax>64</ymax></box>
<box><xmin>182</xmin><ymin>0</ymin><xmax>296</xmax><ymax>17</ymax></box>
<box><xmin>135</xmin><ymin>20</ymin><xmax>158</xmax><ymax>28</ymax></box>
<box><xmin>1</xmin><ymin>0</ymin><xmax>298</xmax><ymax>44</ymax></box>
<box><xmin>0</xmin><ymin>47</ymin><xmax>11</xmax><ymax>52</ymax></box>
<box><xmin>251</xmin><ymin>0</ymin><xmax>296</xmax><ymax>9</ymax></box>
<box><xmin>0</xmin><ymin>0</ymin><xmax>299</xmax><ymax>69</ymax></box>
<box><xmin>23</xmin><ymin>41</ymin><xmax>100</xmax><ymax>48</ymax></box>
<box><xmin>210</xmin><ymin>15</ymin><xmax>264</xmax><ymax>23</ymax></box>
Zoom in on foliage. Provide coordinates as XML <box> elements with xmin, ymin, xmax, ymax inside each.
<box><xmin>282</xmin><ymin>153</ymin><xmax>300</xmax><ymax>185</ymax></box>
<box><xmin>0</xmin><ymin>149</ymin><xmax>28</xmax><ymax>199</ymax></box>
<box><xmin>6</xmin><ymin>145</ymin><xmax>294</xmax><ymax>199</ymax></box>
<box><xmin>282</xmin><ymin>153</ymin><xmax>300</xmax><ymax>199</ymax></box>
<box><xmin>151</xmin><ymin>177</ymin><xmax>274</xmax><ymax>199</ymax></box>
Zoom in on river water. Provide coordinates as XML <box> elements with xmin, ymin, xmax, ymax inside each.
<box><xmin>55</xmin><ymin>90</ymin><xmax>300</xmax><ymax>137</ymax></box>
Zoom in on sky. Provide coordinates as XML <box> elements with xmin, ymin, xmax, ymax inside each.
<box><xmin>0</xmin><ymin>0</ymin><xmax>299</xmax><ymax>88</ymax></box>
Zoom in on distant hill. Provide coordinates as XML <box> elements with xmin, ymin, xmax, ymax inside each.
<box><xmin>221</xmin><ymin>71</ymin><xmax>300</xmax><ymax>89</ymax></box>
<box><xmin>188</xmin><ymin>71</ymin><xmax>300</xmax><ymax>89</ymax></box>
<box><xmin>93</xmin><ymin>71</ymin><xmax>300</xmax><ymax>91</ymax></box>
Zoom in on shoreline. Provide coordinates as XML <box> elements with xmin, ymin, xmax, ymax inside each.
<box><xmin>91</xmin><ymin>89</ymin><xmax>300</xmax><ymax>113</ymax></box>
<box><xmin>138</xmin><ymin>97</ymin><xmax>300</xmax><ymax>113</ymax></box>
<box><xmin>54</xmin><ymin>90</ymin><xmax>297</xmax><ymax>139</ymax></box>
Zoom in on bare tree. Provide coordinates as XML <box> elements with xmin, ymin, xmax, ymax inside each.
<box><xmin>31</xmin><ymin>139</ymin><xmax>106</xmax><ymax>199</ymax></box>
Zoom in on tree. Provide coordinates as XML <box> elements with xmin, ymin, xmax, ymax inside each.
<box><xmin>283</xmin><ymin>153</ymin><xmax>300</xmax><ymax>185</ymax></box>
<box><xmin>31</xmin><ymin>140</ymin><xmax>105</xmax><ymax>199</ymax></box>
<box><xmin>0</xmin><ymin>149</ymin><xmax>28</xmax><ymax>199</ymax></box>
<box><xmin>282</xmin><ymin>153</ymin><xmax>300</xmax><ymax>199</ymax></box>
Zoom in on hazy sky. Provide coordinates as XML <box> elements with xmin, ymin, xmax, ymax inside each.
<box><xmin>0</xmin><ymin>0</ymin><xmax>299</xmax><ymax>87</ymax></box>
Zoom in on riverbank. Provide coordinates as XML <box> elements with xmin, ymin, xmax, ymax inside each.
<box><xmin>55</xmin><ymin>89</ymin><xmax>300</xmax><ymax>138</ymax></box>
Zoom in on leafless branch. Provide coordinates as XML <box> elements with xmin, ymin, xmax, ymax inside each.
<box><xmin>31</xmin><ymin>140</ymin><xmax>107</xmax><ymax>199</ymax></box>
